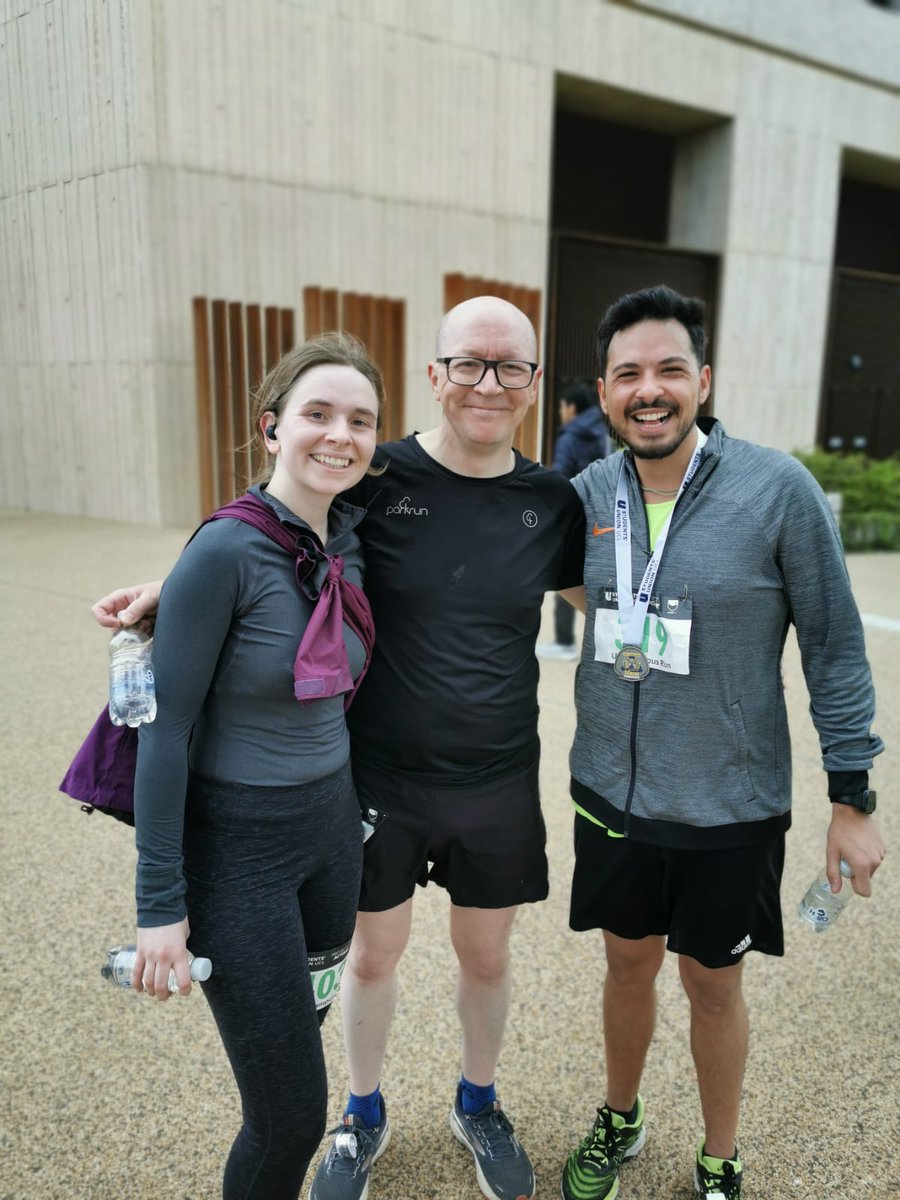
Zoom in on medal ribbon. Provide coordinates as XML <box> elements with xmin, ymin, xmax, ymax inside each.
<box><xmin>614</xmin><ymin>437</ymin><xmax>704</xmax><ymax>647</ymax></box>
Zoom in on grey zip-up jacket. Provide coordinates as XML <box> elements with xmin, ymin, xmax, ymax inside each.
<box><xmin>570</xmin><ymin>419</ymin><xmax>883</xmax><ymax>849</ymax></box>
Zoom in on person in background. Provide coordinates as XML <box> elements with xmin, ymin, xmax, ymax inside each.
<box><xmin>101</xmin><ymin>334</ymin><xmax>382</xmax><ymax>1200</ymax></box>
<box><xmin>559</xmin><ymin>285</ymin><xmax>885</xmax><ymax>1200</ymax></box>
<box><xmin>91</xmin><ymin>297</ymin><xmax>585</xmax><ymax>1200</ymax></box>
<box><xmin>537</xmin><ymin>380</ymin><xmax>610</xmax><ymax>661</ymax></box>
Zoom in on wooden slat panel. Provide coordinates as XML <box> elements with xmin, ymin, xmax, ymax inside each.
<box><xmin>385</xmin><ymin>298</ymin><xmax>405</xmax><ymax>443</ymax></box>
<box><xmin>211</xmin><ymin>298</ymin><xmax>232</xmax><ymax>508</ymax></box>
<box><xmin>264</xmin><ymin>305</ymin><xmax>280</xmax><ymax>371</ymax></box>
<box><xmin>280</xmin><ymin>306</ymin><xmax>294</xmax><ymax>356</ymax></box>
<box><xmin>342</xmin><ymin>291</ymin><xmax>361</xmax><ymax>338</ymax></box>
<box><xmin>358</xmin><ymin>293</ymin><xmax>375</xmax><ymax>349</ymax></box>
<box><xmin>192</xmin><ymin>297</ymin><xmax>215</xmax><ymax>516</ymax></box>
<box><xmin>194</xmin><ymin>296</ymin><xmax>299</xmax><ymax>508</ymax></box>
<box><xmin>228</xmin><ymin>301</ymin><xmax>249</xmax><ymax>496</ymax></box>
<box><xmin>509</xmin><ymin>284</ymin><xmax>529</xmax><ymax>313</ymax></box>
<box><xmin>246</xmin><ymin>304</ymin><xmax>264</xmax><ymax>390</ymax></box>
<box><xmin>303</xmin><ymin>286</ymin><xmax>323</xmax><ymax>338</ymax></box>
<box><xmin>321</xmin><ymin>288</ymin><xmax>339</xmax><ymax>331</ymax></box>
<box><xmin>519</xmin><ymin>399</ymin><xmax>538</xmax><ymax>460</ymax></box>
<box><xmin>443</xmin><ymin>272</ymin><xmax>466</xmax><ymax>311</ymax></box>
<box><xmin>369</xmin><ymin>300</ymin><xmax>388</xmax><ymax>422</ymax></box>
<box><xmin>370</xmin><ymin>294</ymin><xmax>385</xmax><ymax>363</ymax></box>
<box><xmin>373</xmin><ymin>297</ymin><xmax>393</xmax><ymax>442</ymax></box>
<box><xmin>518</xmin><ymin>286</ymin><xmax>541</xmax><ymax>461</ymax></box>
<box><xmin>245</xmin><ymin>304</ymin><xmax>265</xmax><ymax>478</ymax></box>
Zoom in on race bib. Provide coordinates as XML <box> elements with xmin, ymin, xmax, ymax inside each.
<box><xmin>594</xmin><ymin>589</ymin><xmax>693</xmax><ymax>676</ymax></box>
<box><xmin>308</xmin><ymin>940</ymin><xmax>351</xmax><ymax>1011</ymax></box>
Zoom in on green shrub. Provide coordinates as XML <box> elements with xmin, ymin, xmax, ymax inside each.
<box><xmin>840</xmin><ymin>512</ymin><xmax>900</xmax><ymax>551</ymax></box>
<box><xmin>792</xmin><ymin>451</ymin><xmax>900</xmax><ymax>551</ymax></box>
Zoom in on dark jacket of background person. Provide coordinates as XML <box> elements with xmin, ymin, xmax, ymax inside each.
<box><xmin>538</xmin><ymin>382</ymin><xmax>610</xmax><ymax>656</ymax></box>
<box><xmin>552</xmin><ymin>386</ymin><xmax>611</xmax><ymax>479</ymax></box>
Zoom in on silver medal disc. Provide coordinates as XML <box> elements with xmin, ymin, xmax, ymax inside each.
<box><xmin>613</xmin><ymin>645</ymin><xmax>650</xmax><ymax>682</ymax></box>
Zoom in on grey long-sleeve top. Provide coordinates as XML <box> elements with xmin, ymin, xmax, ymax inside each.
<box><xmin>134</xmin><ymin>486</ymin><xmax>367</xmax><ymax>926</ymax></box>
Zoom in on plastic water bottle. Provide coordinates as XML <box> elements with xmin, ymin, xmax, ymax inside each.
<box><xmin>797</xmin><ymin>859</ymin><xmax>854</xmax><ymax>932</ymax></box>
<box><xmin>101</xmin><ymin>945</ymin><xmax>212</xmax><ymax>992</ymax></box>
<box><xmin>109</xmin><ymin>627</ymin><xmax>157</xmax><ymax>727</ymax></box>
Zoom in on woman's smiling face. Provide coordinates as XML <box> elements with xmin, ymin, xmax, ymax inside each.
<box><xmin>264</xmin><ymin>363</ymin><xmax>379</xmax><ymax>504</ymax></box>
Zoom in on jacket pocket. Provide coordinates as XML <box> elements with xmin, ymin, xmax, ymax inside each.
<box><xmin>728</xmin><ymin>699</ymin><xmax>756</xmax><ymax>802</ymax></box>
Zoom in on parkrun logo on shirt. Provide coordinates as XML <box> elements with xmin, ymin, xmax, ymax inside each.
<box><xmin>386</xmin><ymin>495</ymin><xmax>429</xmax><ymax>517</ymax></box>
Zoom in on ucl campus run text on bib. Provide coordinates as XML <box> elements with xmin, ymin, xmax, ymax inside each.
<box><xmin>594</xmin><ymin>590</ymin><xmax>693</xmax><ymax>675</ymax></box>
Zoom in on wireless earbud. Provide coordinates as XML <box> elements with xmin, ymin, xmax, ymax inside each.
<box><xmin>265</xmin><ymin>425</ymin><xmax>277</xmax><ymax>440</ymax></box>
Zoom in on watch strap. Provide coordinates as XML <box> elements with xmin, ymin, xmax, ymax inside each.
<box><xmin>830</xmin><ymin>789</ymin><xmax>876</xmax><ymax>814</ymax></box>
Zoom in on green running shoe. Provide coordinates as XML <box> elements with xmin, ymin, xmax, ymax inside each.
<box><xmin>561</xmin><ymin>1097</ymin><xmax>646</xmax><ymax>1200</ymax></box>
<box><xmin>693</xmin><ymin>1140</ymin><xmax>742</xmax><ymax>1199</ymax></box>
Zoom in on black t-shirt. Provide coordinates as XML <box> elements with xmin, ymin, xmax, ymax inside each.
<box><xmin>347</xmin><ymin>435</ymin><xmax>585</xmax><ymax>783</ymax></box>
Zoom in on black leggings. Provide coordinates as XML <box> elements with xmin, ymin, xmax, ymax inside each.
<box><xmin>182</xmin><ymin>763</ymin><xmax>363</xmax><ymax>1200</ymax></box>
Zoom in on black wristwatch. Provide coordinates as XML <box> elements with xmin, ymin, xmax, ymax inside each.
<box><xmin>830</xmin><ymin>789</ymin><xmax>877</xmax><ymax>815</ymax></box>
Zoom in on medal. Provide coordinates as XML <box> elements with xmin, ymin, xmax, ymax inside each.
<box><xmin>613</xmin><ymin>645</ymin><xmax>650</xmax><ymax>682</ymax></box>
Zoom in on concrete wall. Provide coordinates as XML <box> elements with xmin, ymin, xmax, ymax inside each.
<box><xmin>135</xmin><ymin>0</ymin><xmax>554</xmax><ymax>522</ymax></box>
<box><xmin>623</xmin><ymin>0</ymin><xmax>900</xmax><ymax>87</ymax></box>
<box><xmin>0</xmin><ymin>1</ymin><xmax>160</xmax><ymax>522</ymax></box>
<box><xmin>556</xmin><ymin>0</ymin><xmax>900</xmax><ymax>452</ymax></box>
<box><xmin>2</xmin><ymin>0</ymin><xmax>899</xmax><ymax>525</ymax></box>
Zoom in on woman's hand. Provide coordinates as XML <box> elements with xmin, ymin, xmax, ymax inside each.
<box><xmin>134</xmin><ymin>917</ymin><xmax>192</xmax><ymax>1000</ymax></box>
<box><xmin>91</xmin><ymin>581</ymin><xmax>164</xmax><ymax>630</ymax></box>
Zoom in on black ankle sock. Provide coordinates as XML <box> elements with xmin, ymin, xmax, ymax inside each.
<box><xmin>609</xmin><ymin>1100</ymin><xmax>639</xmax><ymax>1124</ymax></box>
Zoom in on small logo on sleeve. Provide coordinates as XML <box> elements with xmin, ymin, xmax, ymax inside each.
<box><xmin>593</xmin><ymin>523</ymin><xmax>614</xmax><ymax>537</ymax></box>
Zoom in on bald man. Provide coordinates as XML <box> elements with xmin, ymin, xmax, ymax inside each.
<box><xmin>92</xmin><ymin>297</ymin><xmax>585</xmax><ymax>1200</ymax></box>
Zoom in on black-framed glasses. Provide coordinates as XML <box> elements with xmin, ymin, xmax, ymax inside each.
<box><xmin>436</xmin><ymin>357</ymin><xmax>538</xmax><ymax>389</ymax></box>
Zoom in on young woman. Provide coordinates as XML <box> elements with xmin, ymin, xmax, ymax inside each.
<box><xmin>124</xmin><ymin>333</ymin><xmax>382</xmax><ymax>1200</ymax></box>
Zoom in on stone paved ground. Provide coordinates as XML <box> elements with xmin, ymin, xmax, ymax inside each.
<box><xmin>2</xmin><ymin>511</ymin><xmax>897</xmax><ymax>1200</ymax></box>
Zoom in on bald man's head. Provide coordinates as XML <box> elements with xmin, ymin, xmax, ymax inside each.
<box><xmin>436</xmin><ymin>296</ymin><xmax>537</xmax><ymax>360</ymax></box>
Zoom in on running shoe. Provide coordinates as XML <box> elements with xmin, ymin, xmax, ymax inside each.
<box><xmin>450</xmin><ymin>1083</ymin><xmax>536</xmax><ymax>1200</ymax></box>
<box><xmin>561</xmin><ymin>1097</ymin><xmax>646</xmax><ymax>1200</ymax></box>
<box><xmin>308</xmin><ymin>1097</ymin><xmax>390</xmax><ymax>1200</ymax></box>
<box><xmin>693</xmin><ymin>1139</ymin><xmax>743</xmax><ymax>1199</ymax></box>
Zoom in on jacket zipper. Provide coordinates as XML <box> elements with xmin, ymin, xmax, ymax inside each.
<box><xmin>623</xmin><ymin>684</ymin><xmax>640</xmax><ymax>837</ymax></box>
<box><xmin>618</xmin><ymin>433</ymin><xmax>718</xmax><ymax>834</ymax></box>
<box><xmin>621</xmin><ymin>475</ymin><xmax>653</xmax><ymax>837</ymax></box>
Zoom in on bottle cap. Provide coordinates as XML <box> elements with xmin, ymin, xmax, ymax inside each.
<box><xmin>190</xmin><ymin>957</ymin><xmax>213</xmax><ymax>982</ymax></box>
<box><xmin>839</xmin><ymin>858</ymin><xmax>853</xmax><ymax>878</ymax></box>
<box><xmin>110</xmin><ymin>627</ymin><xmax>142</xmax><ymax>646</ymax></box>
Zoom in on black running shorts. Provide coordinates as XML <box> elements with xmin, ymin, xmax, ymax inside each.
<box><xmin>355</xmin><ymin>758</ymin><xmax>549</xmax><ymax>911</ymax></box>
<box><xmin>569</xmin><ymin>814</ymin><xmax>785</xmax><ymax>968</ymax></box>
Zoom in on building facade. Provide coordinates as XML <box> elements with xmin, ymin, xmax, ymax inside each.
<box><xmin>2</xmin><ymin>0</ymin><xmax>899</xmax><ymax>526</ymax></box>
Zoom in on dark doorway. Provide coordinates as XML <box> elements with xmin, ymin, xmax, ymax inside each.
<box><xmin>821</xmin><ymin>174</ymin><xmax>900</xmax><ymax>457</ymax></box>
<box><xmin>819</xmin><ymin>270</ymin><xmax>900</xmax><ymax>458</ymax></box>
<box><xmin>546</xmin><ymin>236</ymin><xmax>719</xmax><ymax>461</ymax></box>
<box><xmin>834</xmin><ymin>178</ymin><xmax>900</xmax><ymax>275</ymax></box>
<box><xmin>552</xmin><ymin>111</ymin><xmax>673</xmax><ymax>243</ymax></box>
<box><xmin>546</xmin><ymin>101</ymin><xmax>721</xmax><ymax>462</ymax></box>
